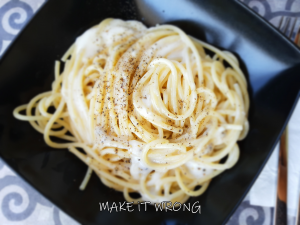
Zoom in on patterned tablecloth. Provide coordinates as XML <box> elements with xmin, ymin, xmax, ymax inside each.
<box><xmin>0</xmin><ymin>0</ymin><xmax>299</xmax><ymax>224</ymax></box>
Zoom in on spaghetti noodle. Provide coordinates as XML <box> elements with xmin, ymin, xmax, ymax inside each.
<box><xmin>13</xmin><ymin>18</ymin><xmax>249</xmax><ymax>203</ymax></box>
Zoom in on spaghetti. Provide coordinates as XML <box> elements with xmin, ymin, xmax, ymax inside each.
<box><xmin>13</xmin><ymin>18</ymin><xmax>249</xmax><ymax>203</ymax></box>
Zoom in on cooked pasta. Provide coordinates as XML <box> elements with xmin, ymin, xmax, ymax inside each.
<box><xmin>13</xmin><ymin>18</ymin><xmax>249</xmax><ymax>203</ymax></box>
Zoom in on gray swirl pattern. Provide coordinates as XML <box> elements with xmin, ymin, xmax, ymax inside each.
<box><xmin>0</xmin><ymin>0</ymin><xmax>34</xmax><ymax>54</ymax></box>
<box><xmin>0</xmin><ymin>0</ymin><xmax>299</xmax><ymax>224</ymax></box>
<box><xmin>0</xmin><ymin>176</ymin><xmax>51</xmax><ymax>221</ymax></box>
<box><xmin>0</xmin><ymin>158</ymin><xmax>4</xmax><ymax>170</ymax></box>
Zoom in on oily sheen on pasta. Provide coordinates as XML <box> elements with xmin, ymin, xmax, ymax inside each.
<box><xmin>14</xmin><ymin>19</ymin><xmax>249</xmax><ymax>203</ymax></box>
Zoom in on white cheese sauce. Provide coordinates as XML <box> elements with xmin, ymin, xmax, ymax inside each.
<box><xmin>75</xmin><ymin>19</ymin><xmax>147</xmax><ymax>60</ymax></box>
<box><xmin>185</xmin><ymin>160</ymin><xmax>214</xmax><ymax>179</ymax></box>
<box><xmin>128</xmin><ymin>140</ymin><xmax>150</xmax><ymax>180</ymax></box>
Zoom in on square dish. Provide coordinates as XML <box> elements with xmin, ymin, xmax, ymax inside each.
<box><xmin>0</xmin><ymin>0</ymin><xmax>300</xmax><ymax>224</ymax></box>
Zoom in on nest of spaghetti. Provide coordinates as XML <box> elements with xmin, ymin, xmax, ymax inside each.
<box><xmin>14</xmin><ymin>19</ymin><xmax>249</xmax><ymax>203</ymax></box>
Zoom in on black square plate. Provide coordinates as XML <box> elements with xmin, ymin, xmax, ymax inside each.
<box><xmin>0</xmin><ymin>0</ymin><xmax>300</xmax><ymax>224</ymax></box>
